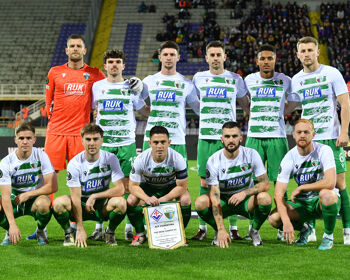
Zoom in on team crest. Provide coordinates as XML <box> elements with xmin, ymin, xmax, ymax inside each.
<box><xmin>83</xmin><ymin>73</ymin><xmax>90</xmax><ymax>80</ymax></box>
<box><xmin>311</xmin><ymin>159</ymin><xmax>319</xmax><ymax>167</ymax></box>
<box><xmin>151</xmin><ymin>209</ymin><xmax>163</xmax><ymax>222</ymax></box>
<box><xmin>121</xmin><ymin>89</ymin><xmax>127</xmax><ymax>95</ymax></box>
<box><xmin>164</xmin><ymin>207</ymin><xmax>175</xmax><ymax>220</ymax></box>
<box><xmin>240</xmin><ymin>164</ymin><xmax>249</xmax><ymax>172</ymax></box>
<box><xmin>62</xmin><ymin>73</ymin><xmax>66</xmax><ymax>78</ymax></box>
<box><xmin>100</xmin><ymin>165</ymin><xmax>108</xmax><ymax>173</ymax></box>
<box><xmin>273</xmin><ymin>80</ymin><xmax>278</xmax><ymax>85</ymax></box>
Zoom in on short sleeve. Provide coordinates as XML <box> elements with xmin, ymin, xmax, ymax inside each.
<box><xmin>129</xmin><ymin>155</ymin><xmax>143</xmax><ymax>183</ymax></box>
<box><xmin>0</xmin><ymin>158</ymin><xmax>11</xmax><ymax>186</ymax></box>
<box><xmin>110</xmin><ymin>154</ymin><xmax>125</xmax><ymax>183</ymax></box>
<box><xmin>66</xmin><ymin>161</ymin><xmax>81</xmax><ymax>188</ymax></box>
<box><xmin>319</xmin><ymin>145</ymin><xmax>336</xmax><ymax>171</ymax></box>
<box><xmin>251</xmin><ymin>149</ymin><xmax>266</xmax><ymax>178</ymax></box>
<box><xmin>205</xmin><ymin>155</ymin><xmax>219</xmax><ymax>186</ymax></box>
<box><xmin>236</xmin><ymin>75</ymin><xmax>248</xmax><ymax>98</ymax></box>
<box><xmin>330</xmin><ymin>68</ymin><xmax>348</xmax><ymax>96</ymax></box>
<box><xmin>277</xmin><ymin>152</ymin><xmax>293</xmax><ymax>184</ymax></box>
<box><xmin>40</xmin><ymin>150</ymin><xmax>55</xmax><ymax>175</ymax></box>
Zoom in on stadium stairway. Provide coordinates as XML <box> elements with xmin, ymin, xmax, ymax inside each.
<box><xmin>90</xmin><ymin>0</ymin><xmax>118</xmax><ymax>69</ymax></box>
<box><xmin>309</xmin><ymin>11</ymin><xmax>329</xmax><ymax>65</ymax></box>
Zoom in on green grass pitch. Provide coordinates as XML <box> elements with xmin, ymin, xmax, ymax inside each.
<box><xmin>0</xmin><ymin>161</ymin><xmax>349</xmax><ymax>280</ymax></box>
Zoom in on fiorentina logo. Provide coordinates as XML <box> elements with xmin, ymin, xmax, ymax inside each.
<box><xmin>151</xmin><ymin>209</ymin><xmax>163</xmax><ymax>222</ymax></box>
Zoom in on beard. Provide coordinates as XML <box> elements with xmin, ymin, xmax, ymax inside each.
<box><xmin>224</xmin><ymin>141</ymin><xmax>240</xmax><ymax>154</ymax></box>
<box><xmin>297</xmin><ymin>138</ymin><xmax>312</xmax><ymax>148</ymax></box>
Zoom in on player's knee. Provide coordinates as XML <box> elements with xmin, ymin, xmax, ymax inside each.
<box><xmin>127</xmin><ymin>194</ymin><xmax>139</xmax><ymax>207</ymax></box>
<box><xmin>268</xmin><ymin>211</ymin><xmax>281</xmax><ymax>228</ymax></box>
<box><xmin>257</xmin><ymin>192</ymin><xmax>271</xmax><ymax>205</ymax></box>
<box><xmin>195</xmin><ymin>195</ymin><xmax>210</xmax><ymax>210</ymax></box>
<box><xmin>34</xmin><ymin>196</ymin><xmax>51</xmax><ymax>213</ymax></box>
<box><xmin>53</xmin><ymin>196</ymin><xmax>70</xmax><ymax>214</ymax></box>
<box><xmin>319</xmin><ymin>189</ymin><xmax>338</xmax><ymax>205</ymax></box>
<box><xmin>109</xmin><ymin>197</ymin><xmax>127</xmax><ymax>214</ymax></box>
<box><xmin>179</xmin><ymin>192</ymin><xmax>191</xmax><ymax>206</ymax></box>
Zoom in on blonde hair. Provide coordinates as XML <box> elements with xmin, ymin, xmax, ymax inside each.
<box><xmin>297</xmin><ymin>36</ymin><xmax>318</xmax><ymax>51</ymax></box>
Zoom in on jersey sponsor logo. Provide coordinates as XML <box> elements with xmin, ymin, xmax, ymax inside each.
<box><xmin>151</xmin><ymin>209</ymin><xmax>163</xmax><ymax>222</ymax></box>
<box><xmin>14</xmin><ymin>174</ymin><xmax>35</xmax><ymax>184</ymax></box>
<box><xmin>84</xmin><ymin>178</ymin><xmax>105</xmax><ymax>192</ymax></box>
<box><xmin>155</xmin><ymin>91</ymin><xmax>176</xmax><ymax>102</ymax></box>
<box><xmin>303</xmin><ymin>87</ymin><xmax>321</xmax><ymax>100</ymax></box>
<box><xmin>206</xmin><ymin>88</ymin><xmax>227</xmax><ymax>99</ymax></box>
<box><xmin>225</xmin><ymin>176</ymin><xmax>246</xmax><ymax>188</ymax></box>
<box><xmin>149</xmin><ymin>176</ymin><xmax>170</xmax><ymax>183</ymax></box>
<box><xmin>103</xmin><ymin>100</ymin><xmax>124</xmax><ymax>111</ymax></box>
<box><xmin>297</xmin><ymin>172</ymin><xmax>317</xmax><ymax>185</ymax></box>
<box><xmin>64</xmin><ymin>83</ymin><xmax>86</xmax><ymax>95</ymax></box>
<box><xmin>256</xmin><ymin>87</ymin><xmax>276</xmax><ymax>98</ymax></box>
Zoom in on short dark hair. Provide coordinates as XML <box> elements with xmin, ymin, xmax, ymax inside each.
<box><xmin>67</xmin><ymin>34</ymin><xmax>86</xmax><ymax>47</ymax></box>
<box><xmin>149</xmin><ymin>126</ymin><xmax>169</xmax><ymax>138</ymax></box>
<box><xmin>16</xmin><ymin>123</ymin><xmax>35</xmax><ymax>136</ymax></box>
<box><xmin>222</xmin><ymin>121</ymin><xmax>240</xmax><ymax>130</ymax></box>
<box><xmin>81</xmin><ymin>123</ymin><xmax>104</xmax><ymax>137</ymax></box>
<box><xmin>257</xmin><ymin>44</ymin><xmax>276</xmax><ymax>57</ymax></box>
<box><xmin>206</xmin><ymin>40</ymin><xmax>225</xmax><ymax>54</ymax></box>
<box><xmin>103</xmin><ymin>49</ymin><xmax>126</xmax><ymax>64</ymax></box>
<box><xmin>159</xmin><ymin>41</ymin><xmax>180</xmax><ymax>55</ymax></box>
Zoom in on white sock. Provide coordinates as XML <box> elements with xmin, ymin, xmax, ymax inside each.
<box><xmin>70</xmin><ymin>223</ymin><xmax>77</xmax><ymax>230</ymax></box>
<box><xmin>199</xmin><ymin>225</ymin><xmax>207</xmax><ymax>231</ymax></box>
<box><xmin>5</xmin><ymin>231</ymin><xmax>9</xmax><ymax>239</ymax></box>
<box><xmin>125</xmin><ymin>224</ymin><xmax>133</xmax><ymax>231</ymax></box>
<box><xmin>230</xmin><ymin>225</ymin><xmax>237</xmax><ymax>230</ymax></box>
<box><xmin>343</xmin><ymin>228</ymin><xmax>350</xmax><ymax>235</ymax></box>
<box><xmin>248</xmin><ymin>224</ymin><xmax>252</xmax><ymax>231</ymax></box>
<box><xmin>323</xmin><ymin>233</ymin><xmax>333</xmax><ymax>240</ymax></box>
<box><xmin>95</xmin><ymin>223</ymin><xmax>103</xmax><ymax>230</ymax></box>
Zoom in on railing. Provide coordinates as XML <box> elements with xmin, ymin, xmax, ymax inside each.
<box><xmin>0</xmin><ymin>84</ymin><xmax>45</xmax><ymax>99</ymax></box>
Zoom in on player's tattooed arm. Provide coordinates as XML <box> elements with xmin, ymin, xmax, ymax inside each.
<box><xmin>244</xmin><ymin>173</ymin><xmax>270</xmax><ymax>197</ymax></box>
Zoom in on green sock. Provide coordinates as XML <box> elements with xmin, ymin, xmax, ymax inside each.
<box><xmin>252</xmin><ymin>203</ymin><xmax>272</xmax><ymax>231</ymax></box>
<box><xmin>53</xmin><ymin>211</ymin><xmax>70</xmax><ymax>231</ymax></box>
<box><xmin>308</xmin><ymin>219</ymin><xmax>316</xmax><ymax>229</ymax></box>
<box><xmin>198</xmin><ymin>186</ymin><xmax>209</xmax><ymax>226</ymax></box>
<box><xmin>108</xmin><ymin>211</ymin><xmax>126</xmax><ymax>232</ymax></box>
<box><xmin>36</xmin><ymin>210</ymin><xmax>52</xmax><ymax>230</ymax></box>
<box><xmin>181</xmin><ymin>205</ymin><xmax>191</xmax><ymax>228</ymax></box>
<box><xmin>196</xmin><ymin>208</ymin><xmax>217</xmax><ymax>231</ymax></box>
<box><xmin>339</xmin><ymin>189</ymin><xmax>350</xmax><ymax>228</ymax></box>
<box><xmin>322</xmin><ymin>203</ymin><xmax>338</xmax><ymax>235</ymax></box>
<box><xmin>125</xmin><ymin>215</ymin><xmax>131</xmax><ymax>225</ymax></box>
<box><xmin>228</xmin><ymin>215</ymin><xmax>238</xmax><ymax>226</ymax></box>
<box><xmin>127</xmin><ymin>205</ymin><xmax>144</xmax><ymax>233</ymax></box>
<box><xmin>0</xmin><ymin>213</ymin><xmax>9</xmax><ymax>231</ymax></box>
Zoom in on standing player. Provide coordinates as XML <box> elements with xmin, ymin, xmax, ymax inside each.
<box><xmin>0</xmin><ymin>123</ymin><xmax>57</xmax><ymax>246</ymax></box>
<box><xmin>126</xmin><ymin>126</ymin><xmax>191</xmax><ymax>246</ymax></box>
<box><xmin>192</xmin><ymin>41</ymin><xmax>250</xmax><ymax>241</ymax></box>
<box><xmin>141</xmin><ymin>41</ymin><xmax>200</xmax><ymax>162</ymax></box>
<box><xmin>195</xmin><ymin>122</ymin><xmax>271</xmax><ymax>248</ymax></box>
<box><xmin>52</xmin><ymin>124</ymin><xmax>126</xmax><ymax>247</ymax></box>
<box><xmin>244</xmin><ymin>44</ymin><xmax>292</xmax><ymax>239</ymax></box>
<box><xmin>269</xmin><ymin>119</ymin><xmax>339</xmax><ymax>250</ymax></box>
<box><xmin>289</xmin><ymin>36</ymin><xmax>350</xmax><ymax>244</ymax></box>
<box><xmin>91</xmin><ymin>49</ymin><xmax>149</xmax><ymax>241</ymax></box>
<box><xmin>30</xmin><ymin>34</ymin><xmax>106</xmax><ymax>240</ymax></box>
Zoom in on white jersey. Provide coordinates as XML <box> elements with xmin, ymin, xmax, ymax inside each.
<box><xmin>0</xmin><ymin>147</ymin><xmax>54</xmax><ymax>194</ymax></box>
<box><xmin>277</xmin><ymin>141</ymin><xmax>338</xmax><ymax>200</ymax></box>
<box><xmin>130</xmin><ymin>147</ymin><xmax>187</xmax><ymax>188</ymax></box>
<box><xmin>245</xmin><ymin>72</ymin><xmax>292</xmax><ymax>138</ymax></box>
<box><xmin>206</xmin><ymin>147</ymin><xmax>266</xmax><ymax>196</ymax></box>
<box><xmin>67</xmin><ymin>150</ymin><xmax>124</xmax><ymax>198</ymax></box>
<box><xmin>290</xmin><ymin>65</ymin><xmax>348</xmax><ymax>140</ymax></box>
<box><xmin>193</xmin><ymin>70</ymin><xmax>247</xmax><ymax>140</ymax></box>
<box><xmin>92</xmin><ymin>78</ymin><xmax>145</xmax><ymax>147</ymax></box>
<box><xmin>142</xmin><ymin>72</ymin><xmax>199</xmax><ymax>145</ymax></box>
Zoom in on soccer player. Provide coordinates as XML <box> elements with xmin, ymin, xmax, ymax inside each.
<box><xmin>141</xmin><ymin>41</ymin><xmax>200</xmax><ymax>162</ymax></box>
<box><xmin>288</xmin><ymin>36</ymin><xmax>350</xmax><ymax>244</ymax></box>
<box><xmin>25</xmin><ymin>34</ymin><xmax>106</xmax><ymax>240</ymax></box>
<box><xmin>195</xmin><ymin>122</ymin><xmax>271</xmax><ymax>248</ymax></box>
<box><xmin>126</xmin><ymin>126</ymin><xmax>190</xmax><ymax>246</ymax></box>
<box><xmin>52</xmin><ymin>124</ymin><xmax>126</xmax><ymax>247</ymax></box>
<box><xmin>91</xmin><ymin>49</ymin><xmax>149</xmax><ymax>241</ymax></box>
<box><xmin>269</xmin><ymin>119</ymin><xmax>339</xmax><ymax>250</ymax></box>
<box><xmin>244</xmin><ymin>44</ymin><xmax>292</xmax><ymax>240</ymax></box>
<box><xmin>192</xmin><ymin>40</ymin><xmax>250</xmax><ymax>241</ymax></box>
<box><xmin>0</xmin><ymin>123</ymin><xmax>58</xmax><ymax>245</ymax></box>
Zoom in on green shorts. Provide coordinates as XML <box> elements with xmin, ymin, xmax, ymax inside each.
<box><xmin>101</xmin><ymin>142</ymin><xmax>137</xmax><ymax>177</ymax></box>
<box><xmin>143</xmin><ymin>141</ymin><xmax>187</xmax><ymax>163</ymax></box>
<box><xmin>315</xmin><ymin>139</ymin><xmax>346</xmax><ymax>174</ymax></box>
<box><xmin>140</xmin><ymin>183</ymin><xmax>176</xmax><ymax>199</ymax></box>
<box><xmin>220</xmin><ymin>195</ymin><xmax>252</xmax><ymax>219</ymax></box>
<box><xmin>70</xmin><ymin>198</ymin><xmax>108</xmax><ymax>223</ymax></box>
<box><xmin>245</xmin><ymin>137</ymin><xmax>288</xmax><ymax>182</ymax></box>
<box><xmin>197</xmin><ymin>139</ymin><xmax>223</xmax><ymax>178</ymax></box>
<box><xmin>286</xmin><ymin>197</ymin><xmax>341</xmax><ymax>222</ymax></box>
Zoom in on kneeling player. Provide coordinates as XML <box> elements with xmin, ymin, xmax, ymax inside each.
<box><xmin>0</xmin><ymin>123</ymin><xmax>58</xmax><ymax>245</ymax></box>
<box><xmin>53</xmin><ymin>124</ymin><xmax>126</xmax><ymax>247</ymax></box>
<box><xmin>195</xmin><ymin>122</ymin><xmax>271</xmax><ymax>248</ymax></box>
<box><xmin>127</xmin><ymin>126</ymin><xmax>191</xmax><ymax>246</ymax></box>
<box><xmin>269</xmin><ymin>119</ymin><xmax>339</xmax><ymax>250</ymax></box>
